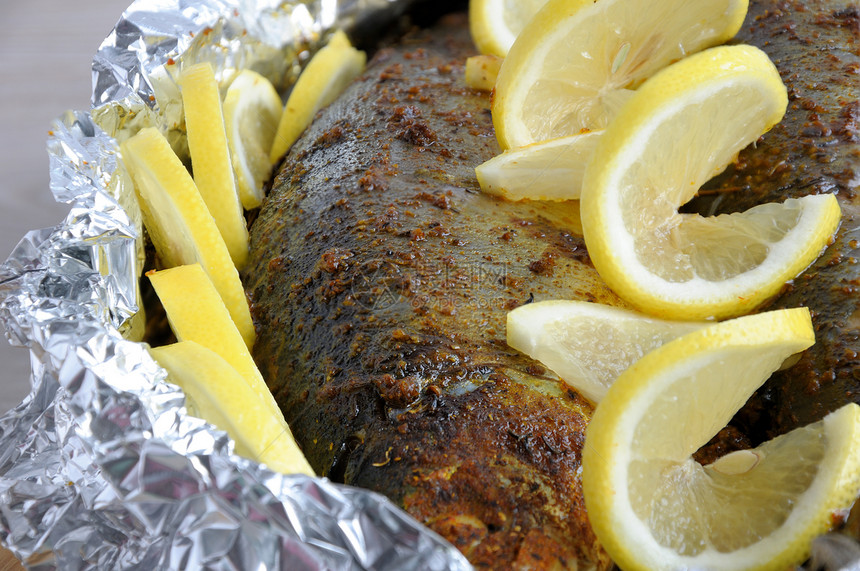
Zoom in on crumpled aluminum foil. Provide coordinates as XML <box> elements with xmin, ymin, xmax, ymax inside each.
<box><xmin>0</xmin><ymin>0</ymin><xmax>471</xmax><ymax>568</ymax></box>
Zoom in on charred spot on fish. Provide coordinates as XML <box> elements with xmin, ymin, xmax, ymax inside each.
<box><xmin>316</xmin><ymin>278</ymin><xmax>350</xmax><ymax>303</ymax></box>
<box><xmin>314</xmin><ymin>121</ymin><xmax>348</xmax><ymax>147</ymax></box>
<box><xmin>328</xmin><ymin>433</ymin><xmax>365</xmax><ymax>483</ymax></box>
<box><xmin>821</xmin><ymin>5</ymin><xmax>860</xmax><ymax>26</ymax></box>
<box><xmin>358</xmin><ymin>166</ymin><xmax>390</xmax><ymax>193</ymax></box>
<box><xmin>529</xmin><ymin>250</ymin><xmax>558</xmax><ymax>277</ymax></box>
<box><xmin>318</xmin><ymin>248</ymin><xmax>354</xmax><ymax>273</ymax></box>
<box><xmin>389</xmin><ymin>105</ymin><xmax>438</xmax><ymax>147</ymax></box>
<box><xmin>415</xmin><ymin>190</ymin><xmax>453</xmax><ymax>210</ymax></box>
<box><xmin>265</xmin><ymin>255</ymin><xmax>289</xmax><ymax>274</ymax></box>
<box><xmin>427</xmin><ymin>223</ymin><xmax>451</xmax><ymax>238</ymax></box>
<box><xmin>349</xmin><ymin>258</ymin><xmax>409</xmax><ymax>310</ymax></box>
<box><xmin>832</xmin><ymin>101</ymin><xmax>859</xmax><ymax>144</ymax></box>
<box><xmin>373</xmin><ymin>373</ymin><xmax>425</xmax><ymax>408</ymax></box>
<box><xmin>379</xmin><ymin>62</ymin><xmax>404</xmax><ymax>82</ymax></box>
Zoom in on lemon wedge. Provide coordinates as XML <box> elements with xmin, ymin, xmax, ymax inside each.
<box><xmin>492</xmin><ymin>0</ymin><xmax>748</xmax><ymax>149</ymax></box>
<box><xmin>148</xmin><ymin>264</ymin><xmax>257</xmax><ymax>369</ymax></box>
<box><xmin>476</xmin><ymin>131</ymin><xmax>601</xmax><ymax>200</ymax></box>
<box><xmin>223</xmin><ymin>69</ymin><xmax>283</xmax><ymax>210</ymax></box>
<box><xmin>179</xmin><ymin>62</ymin><xmax>249</xmax><ymax>269</ymax></box>
<box><xmin>269</xmin><ymin>30</ymin><xmax>366</xmax><ymax>163</ymax></box>
<box><xmin>582</xmin><ymin>307</ymin><xmax>860</xmax><ymax>570</ymax></box>
<box><xmin>464</xmin><ymin>54</ymin><xmax>503</xmax><ymax>91</ymax></box>
<box><xmin>150</xmin><ymin>340</ymin><xmax>314</xmax><ymax>476</ymax></box>
<box><xmin>507</xmin><ymin>300</ymin><xmax>705</xmax><ymax>402</ymax></box>
<box><xmin>120</xmin><ymin>127</ymin><xmax>254</xmax><ymax>345</ymax></box>
<box><xmin>580</xmin><ymin>45</ymin><xmax>840</xmax><ymax>320</ymax></box>
<box><xmin>469</xmin><ymin>0</ymin><xmax>548</xmax><ymax>57</ymax></box>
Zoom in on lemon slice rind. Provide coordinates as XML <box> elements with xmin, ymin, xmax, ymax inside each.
<box><xmin>592</xmin><ymin>194</ymin><xmax>840</xmax><ymax>319</ymax></box>
<box><xmin>469</xmin><ymin>0</ymin><xmax>549</xmax><ymax>57</ymax></box>
<box><xmin>223</xmin><ymin>69</ymin><xmax>283</xmax><ymax>210</ymax></box>
<box><xmin>583</xmin><ymin>308</ymin><xmax>860</xmax><ymax>570</ymax></box>
<box><xmin>120</xmin><ymin>127</ymin><xmax>255</xmax><ymax>345</ymax></box>
<box><xmin>179</xmin><ymin>62</ymin><xmax>249</xmax><ymax>269</ymax></box>
<box><xmin>493</xmin><ymin>0</ymin><xmax>749</xmax><ymax>148</ymax></box>
<box><xmin>269</xmin><ymin>31</ymin><xmax>366</xmax><ymax>163</ymax></box>
<box><xmin>599</xmin><ymin>403</ymin><xmax>860</xmax><ymax>571</ymax></box>
<box><xmin>580</xmin><ymin>45</ymin><xmax>840</xmax><ymax>320</ymax></box>
<box><xmin>476</xmin><ymin>131</ymin><xmax>602</xmax><ymax>201</ymax></box>
<box><xmin>150</xmin><ymin>340</ymin><xmax>314</xmax><ymax>476</ymax></box>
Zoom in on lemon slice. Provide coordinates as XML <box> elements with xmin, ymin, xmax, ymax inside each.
<box><xmin>582</xmin><ymin>307</ymin><xmax>860</xmax><ymax>570</ymax></box>
<box><xmin>469</xmin><ymin>0</ymin><xmax>549</xmax><ymax>57</ymax></box>
<box><xmin>507</xmin><ymin>300</ymin><xmax>705</xmax><ymax>402</ymax></box>
<box><xmin>223</xmin><ymin>69</ymin><xmax>283</xmax><ymax>210</ymax></box>
<box><xmin>580</xmin><ymin>45</ymin><xmax>841</xmax><ymax>320</ymax></box>
<box><xmin>476</xmin><ymin>131</ymin><xmax>601</xmax><ymax>201</ymax></box>
<box><xmin>269</xmin><ymin>31</ymin><xmax>366</xmax><ymax>163</ymax></box>
<box><xmin>179</xmin><ymin>62</ymin><xmax>249</xmax><ymax>269</ymax></box>
<box><xmin>150</xmin><ymin>340</ymin><xmax>314</xmax><ymax>476</ymax></box>
<box><xmin>464</xmin><ymin>54</ymin><xmax>503</xmax><ymax>91</ymax></box>
<box><xmin>120</xmin><ymin>127</ymin><xmax>254</xmax><ymax>345</ymax></box>
<box><xmin>148</xmin><ymin>264</ymin><xmax>258</xmax><ymax>371</ymax></box>
<box><xmin>492</xmin><ymin>0</ymin><xmax>748</xmax><ymax>149</ymax></box>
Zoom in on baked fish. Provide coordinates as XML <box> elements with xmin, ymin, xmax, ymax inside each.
<box><xmin>245</xmin><ymin>12</ymin><xmax>619</xmax><ymax>569</ymax></box>
<box><xmin>244</xmin><ymin>1</ymin><xmax>859</xmax><ymax>568</ymax></box>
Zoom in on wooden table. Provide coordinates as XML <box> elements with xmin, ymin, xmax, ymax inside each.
<box><xmin>0</xmin><ymin>0</ymin><xmax>131</xmax><ymax>566</ymax></box>
<box><xmin>0</xmin><ymin>548</ymin><xmax>22</xmax><ymax>571</ymax></box>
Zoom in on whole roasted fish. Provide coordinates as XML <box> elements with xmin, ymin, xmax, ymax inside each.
<box><xmin>246</xmin><ymin>12</ymin><xmax>619</xmax><ymax>569</ymax></box>
<box><xmin>244</xmin><ymin>1</ymin><xmax>859</xmax><ymax>568</ymax></box>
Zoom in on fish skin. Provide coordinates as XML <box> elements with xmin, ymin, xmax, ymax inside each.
<box><xmin>245</xmin><ymin>13</ymin><xmax>619</xmax><ymax>569</ymax></box>
<box><xmin>692</xmin><ymin>0</ymin><xmax>860</xmax><ymax>437</ymax></box>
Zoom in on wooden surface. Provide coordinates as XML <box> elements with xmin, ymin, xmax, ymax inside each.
<box><xmin>0</xmin><ymin>0</ymin><xmax>131</xmax><ymax>566</ymax></box>
<box><xmin>0</xmin><ymin>548</ymin><xmax>23</xmax><ymax>571</ymax></box>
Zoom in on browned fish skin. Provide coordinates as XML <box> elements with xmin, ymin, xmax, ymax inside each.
<box><xmin>693</xmin><ymin>0</ymin><xmax>859</xmax><ymax>438</ymax></box>
<box><xmin>244</xmin><ymin>13</ymin><xmax>621</xmax><ymax>570</ymax></box>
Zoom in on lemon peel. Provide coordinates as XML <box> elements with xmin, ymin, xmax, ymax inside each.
<box><xmin>223</xmin><ymin>69</ymin><xmax>283</xmax><ymax>210</ymax></box>
<box><xmin>179</xmin><ymin>61</ymin><xmax>249</xmax><ymax>269</ymax></box>
<box><xmin>120</xmin><ymin>127</ymin><xmax>254</xmax><ymax>345</ymax></box>
<box><xmin>469</xmin><ymin>0</ymin><xmax>549</xmax><ymax>57</ymax></box>
<box><xmin>492</xmin><ymin>0</ymin><xmax>748</xmax><ymax>149</ymax></box>
<box><xmin>269</xmin><ymin>30</ymin><xmax>366</xmax><ymax>163</ymax></box>
<box><xmin>582</xmin><ymin>307</ymin><xmax>860</xmax><ymax>570</ymax></box>
<box><xmin>150</xmin><ymin>340</ymin><xmax>314</xmax><ymax>476</ymax></box>
<box><xmin>580</xmin><ymin>45</ymin><xmax>840</xmax><ymax>320</ymax></box>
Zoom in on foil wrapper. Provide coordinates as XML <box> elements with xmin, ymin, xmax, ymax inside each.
<box><xmin>0</xmin><ymin>0</ymin><xmax>471</xmax><ymax>568</ymax></box>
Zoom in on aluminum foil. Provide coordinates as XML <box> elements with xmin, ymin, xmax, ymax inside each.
<box><xmin>0</xmin><ymin>0</ymin><xmax>471</xmax><ymax>568</ymax></box>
